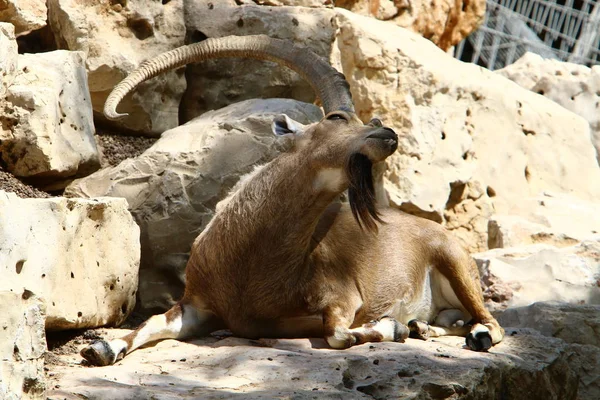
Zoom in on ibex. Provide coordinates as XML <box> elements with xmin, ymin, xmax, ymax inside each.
<box><xmin>81</xmin><ymin>35</ymin><xmax>504</xmax><ymax>366</ymax></box>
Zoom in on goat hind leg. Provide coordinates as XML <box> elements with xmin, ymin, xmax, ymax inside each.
<box><xmin>81</xmin><ymin>301</ymin><xmax>221</xmax><ymax>366</ymax></box>
<box><xmin>438</xmin><ymin>255</ymin><xmax>505</xmax><ymax>351</ymax></box>
<box><xmin>324</xmin><ymin>305</ymin><xmax>409</xmax><ymax>349</ymax></box>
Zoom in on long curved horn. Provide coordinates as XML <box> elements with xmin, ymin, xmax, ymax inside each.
<box><xmin>104</xmin><ymin>35</ymin><xmax>354</xmax><ymax>120</ymax></box>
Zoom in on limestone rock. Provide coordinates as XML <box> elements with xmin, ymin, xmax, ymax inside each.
<box><xmin>497</xmin><ymin>301</ymin><xmax>600</xmax><ymax>346</ymax></box>
<box><xmin>488</xmin><ymin>193</ymin><xmax>600</xmax><ymax>249</ymax></box>
<box><xmin>335</xmin><ymin>0</ymin><xmax>486</xmax><ymax>50</ymax></box>
<box><xmin>46</xmin><ymin>328</ymin><xmax>579</xmax><ymax>399</ymax></box>
<box><xmin>47</xmin><ymin>0</ymin><xmax>186</xmax><ymax>136</ymax></box>
<box><xmin>66</xmin><ymin>99</ymin><xmax>322</xmax><ymax>312</ymax></box>
<box><xmin>0</xmin><ymin>291</ymin><xmax>46</xmax><ymax>400</ymax></box>
<box><xmin>474</xmin><ymin>241</ymin><xmax>600</xmax><ymax>312</ymax></box>
<box><xmin>497</xmin><ymin>52</ymin><xmax>600</xmax><ymax>164</ymax></box>
<box><xmin>335</xmin><ymin>9</ymin><xmax>600</xmax><ymax>252</ymax></box>
<box><xmin>180</xmin><ymin>1</ymin><xmax>336</xmax><ymax>122</ymax></box>
<box><xmin>0</xmin><ymin>23</ymin><xmax>17</xmax><ymax>96</ymax></box>
<box><xmin>0</xmin><ymin>50</ymin><xmax>100</xmax><ymax>183</ymax></box>
<box><xmin>0</xmin><ymin>0</ymin><xmax>47</xmax><ymax>36</ymax></box>
<box><xmin>238</xmin><ymin>0</ymin><xmax>333</xmax><ymax>6</ymax></box>
<box><xmin>0</xmin><ymin>191</ymin><xmax>140</xmax><ymax>330</ymax></box>
<box><xmin>496</xmin><ymin>302</ymin><xmax>600</xmax><ymax>399</ymax></box>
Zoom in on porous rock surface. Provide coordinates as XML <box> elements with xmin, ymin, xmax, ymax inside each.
<box><xmin>47</xmin><ymin>0</ymin><xmax>186</xmax><ymax>136</ymax></box>
<box><xmin>0</xmin><ymin>24</ymin><xmax>100</xmax><ymax>184</ymax></box>
<box><xmin>45</xmin><ymin>327</ymin><xmax>580</xmax><ymax>399</ymax></box>
<box><xmin>335</xmin><ymin>9</ymin><xmax>600</xmax><ymax>253</ymax></box>
<box><xmin>497</xmin><ymin>52</ymin><xmax>600</xmax><ymax>164</ymax></box>
<box><xmin>66</xmin><ymin>99</ymin><xmax>323</xmax><ymax>311</ymax></box>
<box><xmin>0</xmin><ymin>191</ymin><xmax>140</xmax><ymax>331</ymax></box>
<box><xmin>335</xmin><ymin>0</ymin><xmax>486</xmax><ymax>50</ymax></box>
<box><xmin>0</xmin><ymin>0</ymin><xmax>47</xmax><ymax>36</ymax></box>
<box><xmin>0</xmin><ymin>291</ymin><xmax>46</xmax><ymax>400</ymax></box>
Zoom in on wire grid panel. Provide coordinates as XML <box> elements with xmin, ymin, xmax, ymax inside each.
<box><xmin>455</xmin><ymin>0</ymin><xmax>600</xmax><ymax>70</ymax></box>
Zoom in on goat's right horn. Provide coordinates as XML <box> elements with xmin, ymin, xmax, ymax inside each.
<box><xmin>103</xmin><ymin>35</ymin><xmax>354</xmax><ymax>120</ymax></box>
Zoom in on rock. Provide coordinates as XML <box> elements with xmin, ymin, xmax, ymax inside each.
<box><xmin>497</xmin><ymin>301</ymin><xmax>600</xmax><ymax>346</ymax></box>
<box><xmin>496</xmin><ymin>302</ymin><xmax>600</xmax><ymax>399</ymax></box>
<box><xmin>0</xmin><ymin>23</ymin><xmax>18</xmax><ymax>96</ymax></box>
<box><xmin>335</xmin><ymin>0</ymin><xmax>486</xmax><ymax>50</ymax></box>
<box><xmin>45</xmin><ymin>328</ymin><xmax>580</xmax><ymax>399</ymax></box>
<box><xmin>0</xmin><ymin>290</ymin><xmax>46</xmax><ymax>400</ymax></box>
<box><xmin>335</xmin><ymin>9</ymin><xmax>600</xmax><ymax>252</ymax></box>
<box><xmin>0</xmin><ymin>49</ymin><xmax>100</xmax><ymax>184</ymax></box>
<box><xmin>474</xmin><ymin>241</ymin><xmax>600</xmax><ymax>312</ymax></box>
<box><xmin>0</xmin><ymin>0</ymin><xmax>47</xmax><ymax>36</ymax></box>
<box><xmin>497</xmin><ymin>52</ymin><xmax>600</xmax><ymax>164</ymax></box>
<box><xmin>179</xmin><ymin>1</ymin><xmax>336</xmax><ymax>123</ymax></box>
<box><xmin>488</xmin><ymin>193</ymin><xmax>600</xmax><ymax>249</ymax></box>
<box><xmin>47</xmin><ymin>0</ymin><xmax>186</xmax><ymax>136</ymax></box>
<box><xmin>66</xmin><ymin>99</ymin><xmax>323</xmax><ymax>312</ymax></box>
<box><xmin>238</xmin><ymin>0</ymin><xmax>333</xmax><ymax>6</ymax></box>
<box><xmin>0</xmin><ymin>191</ymin><xmax>140</xmax><ymax>330</ymax></box>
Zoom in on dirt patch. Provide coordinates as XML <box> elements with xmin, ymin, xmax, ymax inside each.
<box><xmin>0</xmin><ymin>168</ymin><xmax>51</xmax><ymax>198</ymax></box>
<box><xmin>95</xmin><ymin>127</ymin><xmax>158</xmax><ymax>168</ymax></box>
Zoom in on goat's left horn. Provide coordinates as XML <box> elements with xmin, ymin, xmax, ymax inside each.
<box><xmin>103</xmin><ymin>35</ymin><xmax>355</xmax><ymax>120</ymax></box>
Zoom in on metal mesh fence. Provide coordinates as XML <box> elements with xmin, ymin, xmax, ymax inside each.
<box><xmin>455</xmin><ymin>0</ymin><xmax>600</xmax><ymax>70</ymax></box>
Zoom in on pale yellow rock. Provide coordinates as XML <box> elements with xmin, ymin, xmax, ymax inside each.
<box><xmin>0</xmin><ymin>50</ymin><xmax>100</xmax><ymax>181</ymax></box>
<box><xmin>0</xmin><ymin>0</ymin><xmax>47</xmax><ymax>36</ymax></box>
<box><xmin>0</xmin><ymin>23</ymin><xmax>17</xmax><ymax>96</ymax></box>
<box><xmin>0</xmin><ymin>291</ymin><xmax>46</xmax><ymax>400</ymax></box>
<box><xmin>335</xmin><ymin>0</ymin><xmax>486</xmax><ymax>50</ymax></box>
<box><xmin>497</xmin><ymin>52</ymin><xmax>600</xmax><ymax>165</ymax></box>
<box><xmin>47</xmin><ymin>0</ymin><xmax>186</xmax><ymax>136</ymax></box>
<box><xmin>475</xmin><ymin>240</ymin><xmax>600</xmax><ymax>311</ymax></box>
<box><xmin>0</xmin><ymin>191</ymin><xmax>140</xmax><ymax>330</ymax></box>
<box><xmin>335</xmin><ymin>9</ymin><xmax>600</xmax><ymax>252</ymax></box>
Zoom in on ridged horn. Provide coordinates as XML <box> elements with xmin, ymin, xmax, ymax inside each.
<box><xmin>104</xmin><ymin>35</ymin><xmax>354</xmax><ymax>120</ymax></box>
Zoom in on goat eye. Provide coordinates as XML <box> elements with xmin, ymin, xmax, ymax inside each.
<box><xmin>327</xmin><ymin>113</ymin><xmax>346</xmax><ymax>121</ymax></box>
<box><xmin>369</xmin><ymin>118</ymin><xmax>383</xmax><ymax>127</ymax></box>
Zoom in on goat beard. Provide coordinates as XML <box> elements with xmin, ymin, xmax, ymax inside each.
<box><xmin>346</xmin><ymin>153</ymin><xmax>383</xmax><ymax>232</ymax></box>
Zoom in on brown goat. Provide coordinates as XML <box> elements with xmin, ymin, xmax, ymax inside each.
<box><xmin>81</xmin><ymin>35</ymin><xmax>504</xmax><ymax>367</ymax></box>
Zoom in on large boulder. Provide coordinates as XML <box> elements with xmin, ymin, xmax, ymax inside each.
<box><xmin>496</xmin><ymin>302</ymin><xmax>600</xmax><ymax>399</ymax></box>
<box><xmin>47</xmin><ymin>0</ymin><xmax>186</xmax><ymax>136</ymax></box>
<box><xmin>488</xmin><ymin>192</ymin><xmax>600</xmax><ymax>249</ymax></box>
<box><xmin>46</xmin><ymin>328</ymin><xmax>580</xmax><ymax>399</ymax></box>
<box><xmin>334</xmin><ymin>9</ymin><xmax>600</xmax><ymax>252</ymax></box>
<box><xmin>0</xmin><ymin>191</ymin><xmax>140</xmax><ymax>330</ymax></box>
<box><xmin>474</xmin><ymin>240</ymin><xmax>600</xmax><ymax>312</ymax></box>
<box><xmin>179</xmin><ymin>1</ymin><xmax>336</xmax><ymax>123</ymax></box>
<box><xmin>0</xmin><ymin>0</ymin><xmax>47</xmax><ymax>36</ymax></box>
<box><xmin>0</xmin><ymin>23</ymin><xmax>18</xmax><ymax>96</ymax></box>
<box><xmin>66</xmin><ymin>99</ymin><xmax>323</xmax><ymax>312</ymax></box>
<box><xmin>335</xmin><ymin>0</ymin><xmax>486</xmax><ymax>50</ymax></box>
<box><xmin>0</xmin><ymin>49</ymin><xmax>100</xmax><ymax>184</ymax></box>
<box><xmin>497</xmin><ymin>52</ymin><xmax>600</xmax><ymax>164</ymax></box>
<box><xmin>0</xmin><ymin>291</ymin><xmax>46</xmax><ymax>400</ymax></box>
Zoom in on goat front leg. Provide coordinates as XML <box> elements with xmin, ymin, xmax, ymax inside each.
<box><xmin>81</xmin><ymin>300</ymin><xmax>222</xmax><ymax>366</ymax></box>
<box><xmin>323</xmin><ymin>304</ymin><xmax>409</xmax><ymax>349</ymax></box>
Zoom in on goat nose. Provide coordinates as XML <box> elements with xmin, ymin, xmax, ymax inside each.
<box><xmin>367</xmin><ymin>128</ymin><xmax>398</xmax><ymax>141</ymax></box>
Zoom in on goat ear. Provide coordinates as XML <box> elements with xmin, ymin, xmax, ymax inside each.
<box><xmin>272</xmin><ymin>114</ymin><xmax>305</xmax><ymax>137</ymax></box>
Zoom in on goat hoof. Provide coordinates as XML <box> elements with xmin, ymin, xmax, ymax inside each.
<box><xmin>80</xmin><ymin>340</ymin><xmax>116</xmax><ymax>366</ymax></box>
<box><xmin>388</xmin><ymin>318</ymin><xmax>409</xmax><ymax>342</ymax></box>
<box><xmin>407</xmin><ymin>319</ymin><xmax>429</xmax><ymax>340</ymax></box>
<box><xmin>466</xmin><ymin>330</ymin><xmax>492</xmax><ymax>352</ymax></box>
